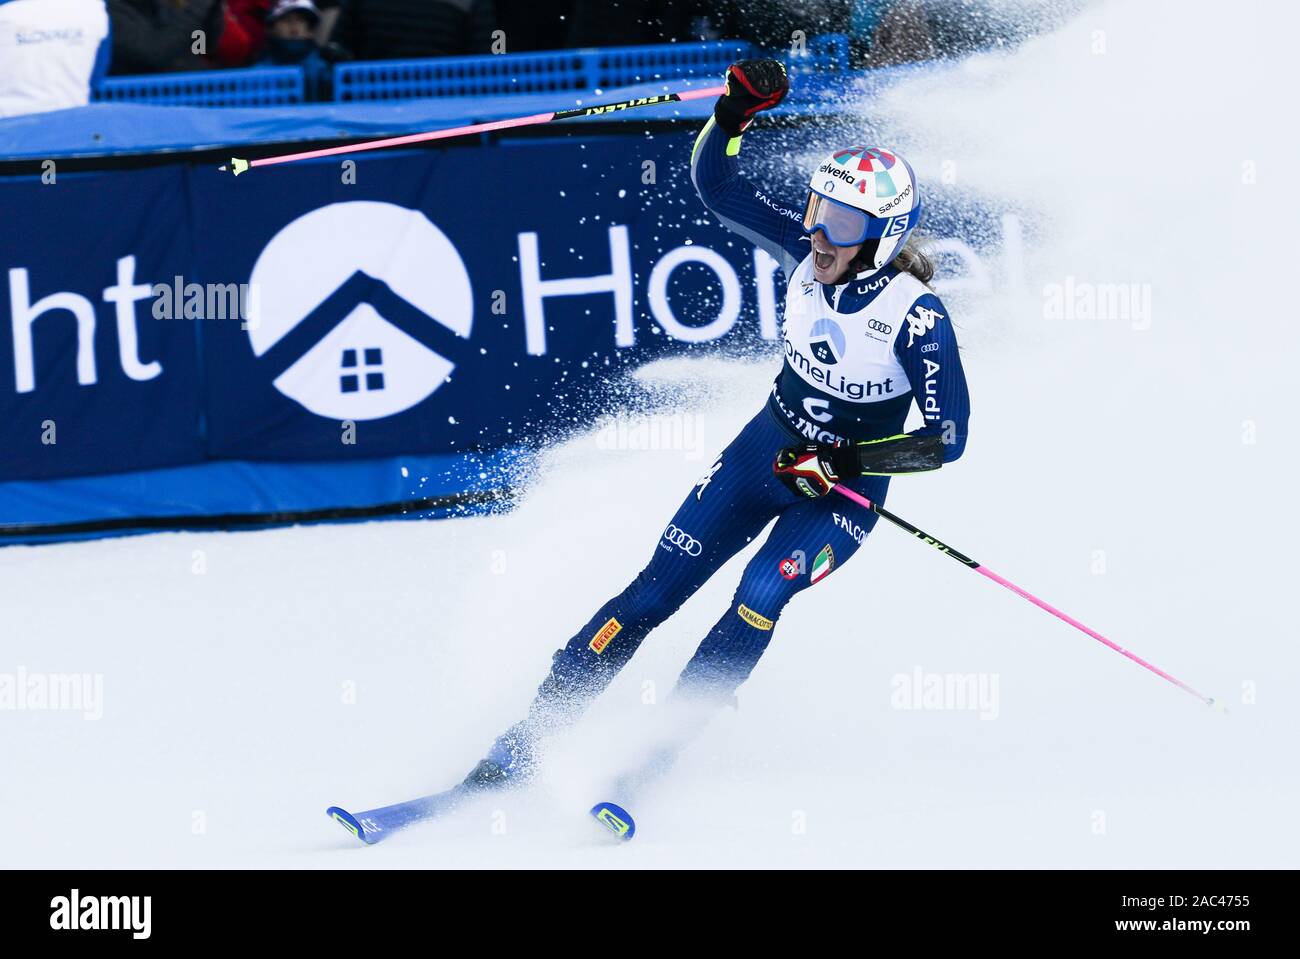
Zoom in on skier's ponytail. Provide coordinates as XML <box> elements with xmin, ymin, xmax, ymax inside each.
<box><xmin>845</xmin><ymin>235</ymin><xmax>936</xmax><ymax>286</ymax></box>
<box><xmin>890</xmin><ymin>237</ymin><xmax>935</xmax><ymax>285</ymax></box>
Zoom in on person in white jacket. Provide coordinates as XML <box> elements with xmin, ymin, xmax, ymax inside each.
<box><xmin>0</xmin><ymin>0</ymin><xmax>111</xmax><ymax>118</ymax></box>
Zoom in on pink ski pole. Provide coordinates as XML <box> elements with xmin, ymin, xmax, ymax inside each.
<box><xmin>219</xmin><ymin>84</ymin><xmax>727</xmax><ymax>176</ymax></box>
<box><xmin>831</xmin><ymin>485</ymin><xmax>1222</xmax><ymax>710</ymax></box>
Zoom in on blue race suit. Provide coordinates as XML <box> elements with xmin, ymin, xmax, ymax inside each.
<box><xmin>481</xmin><ymin>116</ymin><xmax>971</xmax><ymax>779</ymax></box>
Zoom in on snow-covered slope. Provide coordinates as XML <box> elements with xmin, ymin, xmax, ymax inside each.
<box><xmin>2</xmin><ymin>0</ymin><xmax>1296</xmax><ymax>866</ymax></box>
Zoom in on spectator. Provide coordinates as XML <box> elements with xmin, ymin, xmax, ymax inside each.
<box><xmin>106</xmin><ymin>0</ymin><xmax>224</xmax><ymax>73</ymax></box>
<box><xmin>853</xmin><ymin>0</ymin><xmax>938</xmax><ymax>67</ymax></box>
<box><xmin>215</xmin><ymin>0</ymin><xmax>274</xmax><ymax>67</ymax></box>
<box><xmin>256</xmin><ymin>0</ymin><xmax>344</xmax><ymax>98</ymax></box>
<box><xmin>312</xmin><ymin>0</ymin><xmax>337</xmax><ymax>45</ymax></box>
<box><xmin>330</xmin><ymin>0</ymin><xmax>495</xmax><ymax>60</ymax></box>
<box><xmin>0</xmin><ymin>0</ymin><xmax>111</xmax><ymax>117</ymax></box>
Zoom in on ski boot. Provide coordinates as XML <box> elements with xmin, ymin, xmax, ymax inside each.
<box><xmin>461</xmin><ymin>721</ymin><xmax>537</xmax><ymax>791</ymax></box>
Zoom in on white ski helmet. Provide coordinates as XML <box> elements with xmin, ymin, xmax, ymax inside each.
<box><xmin>802</xmin><ymin>146</ymin><xmax>923</xmax><ymax>270</ymax></box>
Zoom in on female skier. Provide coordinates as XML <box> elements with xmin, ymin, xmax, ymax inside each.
<box><xmin>465</xmin><ymin>58</ymin><xmax>971</xmax><ymax>788</ymax></box>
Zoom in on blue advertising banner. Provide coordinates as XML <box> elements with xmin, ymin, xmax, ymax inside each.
<box><xmin>0</xmin><ymin>117</ymin><xmax>1014</xmax><ymax>541</ymax></box>
<box><xmin>2</xmin><ymin>129</ymin><xmax>788</xmax><ymax>486</ymax></box>
<box><xmin>0</xmin><ymin>166</ymin><xmax>204</xmax><ymax>482</ymax></box>
<box><xmin>188</xmin><ymin>133</ymin><xmax>781</xmax><ymax>463</ymax></box>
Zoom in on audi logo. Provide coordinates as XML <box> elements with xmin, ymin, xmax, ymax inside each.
<box><xmin>867</xmin><ymin>319</ymin><xmax>892</xmax><ymax>334</ymax></box>
<box><xmin>662</xmin><ymin>525</ymin><xmax>703</xmax><ymax>556</ymax></box>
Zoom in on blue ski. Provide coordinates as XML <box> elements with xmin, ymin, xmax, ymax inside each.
<box><xmin>589</xmin><ymin>801</ymin><xmax>637</xmax><ymax>841</ymax></box>
<box><xmin>584</xmin><ymin>745</ymin><xmax>676</xmax><ymax>842</ymax></box>
<box><xmin>327</xmin><ymin>784</ymin><xmax>472</xmax><ymax>845</ymax></box>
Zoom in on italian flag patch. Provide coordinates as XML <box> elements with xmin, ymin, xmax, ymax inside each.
<box><xmin>810</xmin><ymin>544</ymin><xmax>834</xmax><ymax>584</ymax></box>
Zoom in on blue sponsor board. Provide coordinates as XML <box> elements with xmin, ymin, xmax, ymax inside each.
<box><xmin>1</xmin><ymin>166</ymin><xmax>204</xmax><ymax>481</ymax></box>
<box><xmin>0</xmin><ymin>129</ymin><xmax>787</xmax><ymax>538</ymax></box>
<box><xmin>186</xmin><ymin>135</ymin><xmax>781</xmax><ymax>463</ymax></box>
<box><xmin>2</xmin><ymin>132</ymin><xmax>800</xmax><ymax>482</ymax></box>
<box><xmin>0</xmin><ymin>121</ymin><xmax>1012</xmax><ymax>542</ymax></box>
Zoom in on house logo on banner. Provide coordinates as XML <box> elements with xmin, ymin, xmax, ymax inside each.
<box><xmin>246</xmin><ymin>201</ymin><xmax>473</xmax><ymax>420</ymax></box>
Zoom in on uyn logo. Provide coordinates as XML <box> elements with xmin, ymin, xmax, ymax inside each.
<box><xmin>246</xmin><ymin>201</ymin><xmax>474</xmax><ymax>421</ymax></box>
<box><xmin>50</xmin><ymin>889</ymin><xmax>151</xmax><ymax>939</ymax></box>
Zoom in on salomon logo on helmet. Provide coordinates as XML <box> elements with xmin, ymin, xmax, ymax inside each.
<box><xmin>805</xmin><ymin>146</ymin><xmax>923</xmax><ymax>270</ymax></box>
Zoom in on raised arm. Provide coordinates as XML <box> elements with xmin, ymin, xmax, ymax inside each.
<box><xmin>689</xmin><ymin>60</ymin><xmax>809</xmax><ymax>277</ymax></box>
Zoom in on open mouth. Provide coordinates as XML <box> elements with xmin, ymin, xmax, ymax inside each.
<box><xmin>814</xmin><ymin>249</ymin><xmax>836</xmax><ymax>272</ymax></box>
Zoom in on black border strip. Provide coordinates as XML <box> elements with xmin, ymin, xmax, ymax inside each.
<box><xmin>2</xmin><ymin>867</ymin><xmax>1284</xmax><ymax>943</ymax></box>
<box><xmin>0</xmin><ymin>487</ymin><xmax>511</xmax><ymax>541</ymax></box>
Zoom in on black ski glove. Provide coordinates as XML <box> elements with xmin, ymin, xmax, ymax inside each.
<box><xmin>713</xmin><ymin>59</ymin><xmax>789</xmax><ymax>137</ymax></box>
<box><xmin>773</xmin><ymin>443</ymin><xmax>861</xmax><ymax>499</ymax></box>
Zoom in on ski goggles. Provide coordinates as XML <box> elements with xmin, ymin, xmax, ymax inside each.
<box><xmin>802</xmin><ymin>189</ymin><xmax>921</xmax><ymax>247</ymax></box>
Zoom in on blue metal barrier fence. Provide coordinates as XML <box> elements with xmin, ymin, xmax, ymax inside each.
<box><xmin>90</xmin><ymin>36</ymin><xmax>852</xmax><ymax>108</ymax></box>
